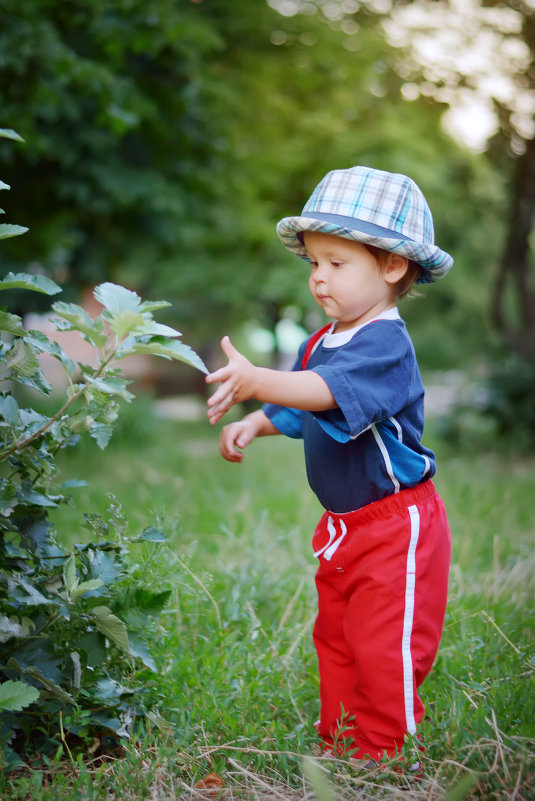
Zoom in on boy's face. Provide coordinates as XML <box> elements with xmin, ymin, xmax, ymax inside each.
<box><xmin>303</xmin><ymin>232</ymin><xmax>405</xmax><ymax>333</ymax></box>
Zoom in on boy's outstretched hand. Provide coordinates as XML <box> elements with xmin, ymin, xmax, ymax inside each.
<box><xmin>206</xmin><ymin>336</ymin><xmax>257</xmax><ymax>426</ymax></box>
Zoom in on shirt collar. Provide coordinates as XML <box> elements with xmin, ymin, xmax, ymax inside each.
<box><xmin>323</xmin><ymin>307</ymin><xmax>401</xmax><ymax>348</ymax></box>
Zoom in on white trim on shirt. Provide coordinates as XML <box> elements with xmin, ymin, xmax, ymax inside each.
<box><xmin>322</xmin><ymin>307</ymin><xmax>401</xmax><ymax>349</ymax></box>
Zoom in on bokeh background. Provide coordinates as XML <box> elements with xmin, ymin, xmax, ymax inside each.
<box><xmin>1</xmin><ymin>0</ymin><xmax>534</xmax><ymax>442</ymax></box>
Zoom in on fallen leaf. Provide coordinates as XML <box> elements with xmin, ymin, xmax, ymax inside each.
<box><xmin>194</xmin><ymin>772</ymin><xmax>224</xmax><ymax>791</ymax></box>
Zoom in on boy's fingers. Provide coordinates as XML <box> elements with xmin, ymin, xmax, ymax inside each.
<box><xmin>205</xmin><ymin>366</ymin><xmax>229</xmax><ymax>385</ymax></box>
<box><xmin>220</xmin><ymin>335</ymin><xmax>236</xmax><ymax>356</ymax></box>
<box><xmin>207</xmin><ymin>388</ymin><xmax>234</xmax><ymax>412</ymax></box>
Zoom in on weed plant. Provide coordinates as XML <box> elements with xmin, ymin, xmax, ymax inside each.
<box><xmin>4</xmin><ymin>408</ymin><xmax>534</xmax><ymax>800</ymax></box>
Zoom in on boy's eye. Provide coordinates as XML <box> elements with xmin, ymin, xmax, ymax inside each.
<box><xmin>331</xmin><ymin>261</ymin><xmax>343</xmax><ymax>268</ymax></box>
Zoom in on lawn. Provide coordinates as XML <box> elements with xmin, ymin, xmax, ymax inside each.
<box><xmin>4</xmin><ymin>399</ymin><xmax>534</xmax><ymax>800</ymax></box>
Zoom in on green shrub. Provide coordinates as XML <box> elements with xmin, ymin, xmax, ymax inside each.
<box><xmin>0</xmin><ymin>275</ymin><xmax>206</xmax><ymax>769</ymax></box>
<box><xmin>0</xmin><ymin>128</ymin><xmax>207</xmax><ymax>768</ymax></box>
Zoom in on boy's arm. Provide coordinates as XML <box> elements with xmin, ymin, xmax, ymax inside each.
<box><xmin>206</xmin><ymin>336</ymin><xmax>336</xmax><ymax>426</ymax></box>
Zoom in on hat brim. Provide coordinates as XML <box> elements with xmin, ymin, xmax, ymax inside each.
<box><xmin>276</xmin><ymin>213</ymin><xmax>453</xmax><ymax>284</ymax></box>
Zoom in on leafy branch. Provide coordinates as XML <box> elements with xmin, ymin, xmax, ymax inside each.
<box><xmin>0</xmin><ymin>278</ymin><xmax>207</xmax><ymax>462</ymax></box>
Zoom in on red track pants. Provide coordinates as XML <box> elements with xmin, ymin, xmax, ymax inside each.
<box><xmin>312</xmin><ymin>480</ymin><xmax>451</xmax><ymax>761</ymax></box>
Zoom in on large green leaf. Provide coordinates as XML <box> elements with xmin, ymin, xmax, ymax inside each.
<box><xmin>83</xmin><ymin>374</ymin><xmax>134</xmax><ymax>401</ymax></box>
<box><xmin>93</xmin><ymin>282</ymin><xmax>142</xmax><ymax>315</ymax></box>
<box><xmin>0</xmin><ymin>339</ymin><xmax>40</xmax><ymax>377</ymax></box>
<box><xmin>0</xmin><ymin>128</ymin><xmax>24</xmax><ymax>142</ymax></box>
<box><xmin>63</xmin><ymin>554</ymin><xmax>77</xmax><ymax>594</ymax></box>
<box><xmin>0</xmin><ymin>480</ymin><xmax>17</xmax><ymax>517</ymax></box>
<box><xmin>119</xmin><ymin>337</ymin><xmax>208</xmax><ymax>373</ymax></box>
<box><xmin>0</xmin><ymin>680</ymin><xmax>39</xmax><ymax>711</ymax></box>
<box><xmin>87</xmin><ymin>549</ymin><xmax>121</xmax><ymax>585</ymax></box>
<box><xmin>139</xmin><ymin>526</ymin><xmax>168</xmax><ymax>542</ymax></box>
<box><xmin>108</xmin><ymin>309</ymin><xmax>146</xmax><ymax>339</ymax></box>
<box><xmin>25</xmin><ymin>330</ymin><xmax>76</xmax><ymax>373</ymax></box>
<box><xmin>6</xmin><ymin>658</ymin><xmax>75</xmax><ymax>705</ymax></box>
<box><xmin>0</xmin><ymin>311</ymin><xmax>25</xmax><ymax>336</ymax></box>
<box><xmin>131</xmin><ymin>320</ymin><xmax>182</xmax><ymax>338</ymax></box>
<box><xmin>128</xmin><ymin>634</ymin><xmax>156</xmax><ymax>672</ymax></box>
<box><xmin>77</xmin><ymin>631</ymin><xmax>106</xmax><ymax>668</ymax></box>
<box><xmin>51</xmin><ymin>301</ymin><xmax>107</xmax><ymax>348</ymax></box>
<box><xmin>92</xmin><ymin>606</ymin><xmax>129</xmax><ymax>651</ymax></box>
<box><xmin>0</xmin><ymin>223</ymin><xmax>28</xmax><ymax>240</ymax></box>
<box><xmin>0</xmin><ymin>394</ymin><xmax>19</xmax><ymax>425</ymax></box>
<box><xmin>137</xmin><ymin>300</ymin><xmax>171</xmax><ymax>313</ymax></box>
<box><xmin>0</xmin><ymin>272</ymin><xmax>61</xmax><ymax>295</ymax></box>
<box><xmin>17</xmin><ymin>482</ymin><xmax>59</xmax><ymax>508</ymax></box>
<box><xmin>0</xmin><ymin>614</ymin><xmax>34</xmax><ymax>643</ymax></box>
<box><xmin>70</xmin><ymin>578</ymin><xmax>104</xmax><ymax>601</ymax></box>
<box><xmin>9</xmin><ymin>576</ymin><xmax>55</xmax><ymax>606</ymax></box>
<box><xmin>89</xmin><ymin>421</ymin><xmax>114</xmax><ymax>450</ymax></box>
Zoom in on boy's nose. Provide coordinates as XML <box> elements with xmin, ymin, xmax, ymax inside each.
<box><xmin>313</xmin><ymin>262</ymin><xmax>329</xmax><ymax>282</ymax></box>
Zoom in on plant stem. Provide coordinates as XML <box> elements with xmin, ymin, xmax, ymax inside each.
<box><xmin>0</xmin><ymin>350</ymin><xmax>117</xmax><ymax>463</ymax></box>
<box><xmin>0</xmin><ymin>389</ymin><xmax>83</xmax><ymax>462</ymax></box>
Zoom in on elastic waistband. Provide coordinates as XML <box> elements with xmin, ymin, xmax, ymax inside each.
<box><xmin>326</xmin><ymin>480</ymin><xmax>437</xmax><ymax>526</ymax></box>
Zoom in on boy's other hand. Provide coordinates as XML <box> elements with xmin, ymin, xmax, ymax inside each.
<box><xmin>206</xmin><ymin>336</ymin><xmax>257</xmax><ymax>425</ymax></box>
<box><xmin>219</xmin><ymin>418</ymin><xmax>258</xmax><ymax>462</ymax></box>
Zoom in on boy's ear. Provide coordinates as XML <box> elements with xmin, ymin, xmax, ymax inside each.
<box><xmin>384</xmin><ymin>252</ymin><xmax>409</xmax><ymax>285</ymax></box>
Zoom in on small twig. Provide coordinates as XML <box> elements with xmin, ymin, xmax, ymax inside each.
<box><xmin>461</xmin><ymin>689</ymin><xmax>479</xmax><ymax>710</ymax></box>
<box><xmin>486</xmin><ymin>708</ymin><xmax>510</xmax><ymax>781</ymax></box>
<box><xmin>59</xmin><ymin>710</ymin><xmax>75</xmax><ymax>767</ymax></box>
<box><xmin>274</xmin><ymin>578</ymin><xmax>305</xmax><ymax>637</ymax></box>
<box><xmin>510</xmin><ymin>761</ymin><xmax>524</xmax><ymax>801</ymax></box>
<box><xmin>480</xmin><ymin>611</ymin><xmax>521</xmax><ymax>655</ymax></box>
<box><xmin>197</xmin><ymin>743</ymin><xmax>305</xmax><ymax>761</ymax></box>
<box><xmin>174</xmin><ymin>553</ymin><xmax>222</xmax><ymax>631</ymax></box>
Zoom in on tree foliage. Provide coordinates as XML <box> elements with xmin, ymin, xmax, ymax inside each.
<box><xmin>384</xmin><ymin>0</ymin><xmax>535</xmax><ymax>360</ymax></box>
<box><xmin>0</xmin><ymin>0</ymin><xmax>500</xmax><ymax>365</ymax></box>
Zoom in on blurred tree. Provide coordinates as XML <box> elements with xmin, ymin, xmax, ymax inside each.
<box><xmin>0</xmin><ymin>0</ymin><xmax>502</xmax><ymax>367</ymax></box>
<box><xmin>383</xmin><ymin>0</ymin><xmax>535</xmax><ymax>360</ymax></box>
<box><xmin>0</xmin><ymin>0</ymin><xmax>227</xmax><ymax>299</ymax></box>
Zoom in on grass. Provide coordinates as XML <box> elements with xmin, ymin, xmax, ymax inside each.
<box><xmin>3</xmin><ymin>398</ymin><xmax>534</xmax><ymax>800</ymax></box>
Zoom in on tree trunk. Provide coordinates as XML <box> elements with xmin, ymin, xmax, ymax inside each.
<box><xmin>491</xmin><ymin>136</ymin><xmax>535</xmax><ymax>361</ymax></box>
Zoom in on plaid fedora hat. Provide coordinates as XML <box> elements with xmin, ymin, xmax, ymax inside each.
<box><xmin>276</xmin><ymin>166</ymin><xmax>453</xmax><ymax>283</ymax></box>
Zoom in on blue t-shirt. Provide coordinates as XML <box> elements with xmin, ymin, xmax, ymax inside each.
<box><xmin>263</xmin><ymin>311</ymin><xmax>435</xmax><ymax>513</ymax></box>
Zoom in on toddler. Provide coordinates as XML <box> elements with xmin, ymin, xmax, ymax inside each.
<box><xmin>206</xmin><ymin>166</ymin><xmax>452</xmax><ymax>768</ymax></box>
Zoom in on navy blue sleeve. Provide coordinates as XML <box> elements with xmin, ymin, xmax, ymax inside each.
<box><xmin>310</xmin><ymin>322</ymin><xmax>416</xmax><ymax>439</ymax></box>
<box><xmin>262</xmin><ymin>340</ymin><xmax>307</xmax><ymax>439</ymax></box>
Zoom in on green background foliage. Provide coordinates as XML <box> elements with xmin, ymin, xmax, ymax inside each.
<box><xmin>0</xmin><ymin>0</ymin><xmax>508</xmax><ymax>367</ymax></box>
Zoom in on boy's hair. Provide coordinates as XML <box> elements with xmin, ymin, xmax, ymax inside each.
<box><xmin>363</xmin><ymin>244</ymin><xmax>421</xmax><ymax>298</ymax></box>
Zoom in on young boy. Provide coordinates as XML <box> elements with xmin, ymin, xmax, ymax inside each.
<box><xmin>206</xmin><ymin>166</ymin><xmax>452</xmax><ymax>768</ymax></box>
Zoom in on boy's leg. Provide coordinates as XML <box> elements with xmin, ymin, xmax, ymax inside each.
<box><xmin>313</xmin><ymin>565</ymin><xmax>358</xmax><ymax>753</ymax></box>
<box><xmin>313</xmin><ymin>483</ymin><xmax>451</xmax><ymax>761</ymax></box>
